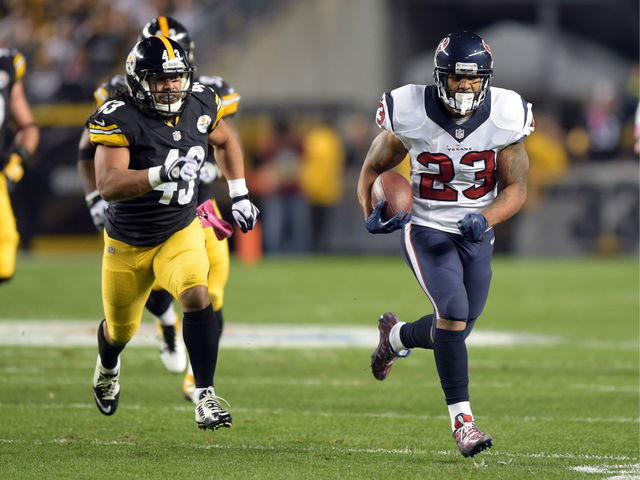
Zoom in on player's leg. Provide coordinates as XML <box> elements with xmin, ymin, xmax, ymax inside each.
<box><xmin>400</xmin><ymin>224</ymin><xmax>492</xmax><ymax>457</ymax></box>
<box><xmin>0</xmin><ymin>175</ymin><xmax>19</xmax><ymax>283</ymax></box>
<box><xmin>94</xmin><ymin>233</ymin><xmax>155</xmax><ymax>416</ymax></box>
<box><xmin>183</xmin><ymin>218</ymin><xmax>229</xmax><ymax>402</ymax></box>
<box><xmin>399</xmin><ymin>225</ymin><xmax>470</xmax><ymax>404</ymax></box>
<box><xmin>155</xmin><ymin>220</ymin><xmax>231</xmax><ymax>429</ymax></box>
<box><xmin>146</xmin><ymin>285</ymin><xmax>186</xmax><ymax>373</ymax></box>
<box><xmin>442</xmin><ymin>231</ymin><xmax>494</xmax><ymax>457</ymax></box>
<box><xmin>371</xmin><ymin>225</ymin><xmax>467</xmax><ymax>380</ymax></box>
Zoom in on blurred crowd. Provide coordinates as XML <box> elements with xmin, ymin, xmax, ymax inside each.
<box><xmin>0</xmin><ymin>0</ymin><xmax>637</xmax><ymax>255</ymax></box>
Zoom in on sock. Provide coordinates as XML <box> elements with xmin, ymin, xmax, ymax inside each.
<box><xmin>389</xmin><ymin>321</ymin><xmax>406</xmax><ymax>353</ymax></box>
<box><xmin>97</xmin><ymin>319</ymin><xmax>125</xmax><ymax>370</ymax></box>
<box><xmin>145</xmin><ymin>290</ymin><xmax>175</xmax><ymax>324</ymax></box>
<box><xmin>433</xmin><ymin>327</ymin><xmax>469</xmax><ymax>405</ymax></box>
<box><xmin>400</xmin><ymin>314</ymin><xmax>435</xmax><ymax>349</ymax></box>
<box><xmin>213</xmin><ymin>308</ymin><xmax>224</xmax><ymax>345</ymax></box>
<box><xmin>182</xmin><ymin>304</ymin><xmax>219</xmax><ymax>389</ymax></box>
<box><xmin>194</xmin><ymin>386</ymin><xmax>214</xmax><ymax>401</ymax></box>
<box><xmin>448</xmin><ymin>401</ymin><xmax>473</xmax><ymax>431</ymax></box>
<box><xmin>158</xmin><ymin>304</ymin><xmax>177</xmax><ymax>326</ymax></box>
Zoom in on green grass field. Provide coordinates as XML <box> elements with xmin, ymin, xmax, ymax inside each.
<box><xmin>0</xmin><ymin>254</ymin><xmax>638</xmax><ymax>479</ymax></box>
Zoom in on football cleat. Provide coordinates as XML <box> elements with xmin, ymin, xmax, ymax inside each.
<box><xmin>195</xmin><ymin>387</ymin><xmax>232</xmax><ymax>430</ymax></box>
<box><xmin>157</xmin><ymin>321</ymin><xmax>187</xmax><ymax>373</ymax></box>
<box><xmin>182</xmin><ymin>370</ymin><xmax>196</xmax><ymax>403</ymax></box>
<box><xmin>371</xmin><ymin>312</ymin><xmax>410</xmax><ymax>381</ymax></box>
<box><xmin>452</xmin><ymin>413</ymin><xmax>493</xmax><ymax>457</ymax></box>
<box><xmin>92</xmin><ymin>355</ymin><xmax>120</xmax><ymax>416</ymax></box>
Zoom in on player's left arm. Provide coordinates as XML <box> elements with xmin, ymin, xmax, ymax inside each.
<box><xmin>208</xmin><ymin>118</ymin><xmax>244</xmax><ymax>181</ymax></box>
<box><xmin>481</xmin><ymin>141</ymin><xmax>529</xmax><ymax>227</ymax></box>
<box><xmin>9</xmin><ymin>80</ymin><xmax>39</xmax><ymax>163</ymax></box>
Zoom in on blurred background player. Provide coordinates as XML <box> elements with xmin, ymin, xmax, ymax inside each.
<box><xmin>77</xmin><ymin>16</ymin><xmax>242</xmax><ymax>402</ymax></box>
<box><xmin>89</xmin><ymin>35</ymin><xmax>258</xmax><ymax>430</ymax></box>
<box><xmin>0</xmin><ymin>47</ymin><xmax>39</xmax><ymax>284</ymax></box>
<box><xmin>358</xmin><ymin>31</ymin><xmax>532</xmax><ymax>457</ymax></box>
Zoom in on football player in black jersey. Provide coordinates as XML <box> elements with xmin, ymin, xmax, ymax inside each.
<box><xmin>77</xmin><ymin>16</ymin><xmax>242</xmax><ymax>402</ymax></box>
<box><xmin>88</xmin><ymin>36</ymin><xmax>259</xmax><ymax>430</ymax></box>
<box><xmin>0</xmin><ymin>48</ymin><xmax>39</xmax><ymax>284</ymax></box>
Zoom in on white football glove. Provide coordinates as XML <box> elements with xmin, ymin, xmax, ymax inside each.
<box><xmin>161</xmin><ymin>156</ymin><xmax>199</xmax><ymax>182</ymax></box>
<box><xmin>85</xmin><ymin>190</ymin><xmax>108</xmax><ymax>231</ymax></box>
<box><xmin>231</xmin><ymin>195</ymin><xmax>260</xmax><ymax>233</ymax></box>
<box><xmin>199</xmin><ymin>161</ymin><xmax>221</xmax><ymax>184</ymax></box>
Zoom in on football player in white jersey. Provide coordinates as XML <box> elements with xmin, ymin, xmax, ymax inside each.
<box><xmin>357</xmin><ymin>31</ymin><xmax>533</xmax><ymax>457</ymax></box>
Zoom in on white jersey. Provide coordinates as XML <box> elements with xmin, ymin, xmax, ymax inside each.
<box><xmin>376</xmin><ymin>85</ymin><xmax>534</xmax><ymax>234</ymax></box>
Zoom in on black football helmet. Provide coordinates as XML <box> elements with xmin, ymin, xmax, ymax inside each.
<box><xmin>433</xmin><ymin>31</ymin><xmax>493</xmax><ymax>115</ymax></box>
<box><xmin>140</xmin><ymin>16</ymin><xmax>195</xmax><ymax>63</ymax></box>
<box><xmin>125</xmin><ymin>36</ymin><xmax>194</xmax><ymax>117</ymax></box>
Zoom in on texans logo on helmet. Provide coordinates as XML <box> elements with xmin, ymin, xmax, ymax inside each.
<box><xmin>482</xmin><ymin>40</ymin><xmax>492</xmax><ymax>53</ymax></box>
<box><xmin>435</xmin><ymin>37</ymin><xmax>450</xmax><ymax>56</ymax></box>
<box><xmin>376</xmin><ymin>102</ymin><xmax>385</xmax><ymax>126</ymax></box>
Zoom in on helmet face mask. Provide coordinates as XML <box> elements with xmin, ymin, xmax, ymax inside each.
<box><xmin>125</xmin><ymin>36</ymin><xmax>194</xmax><ymax>117</ymax></box>
<box><xmin>433</xmin><ymin>32</ymin><xmax>493</xmax><ymax>116</ymax></box>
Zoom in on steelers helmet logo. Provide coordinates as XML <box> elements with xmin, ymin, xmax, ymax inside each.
<box><xmin>197</xmin><ymin>115</ymin><xmax>212</xmax><ymax>133</ymax></box>
<box><xmin>125</xmin><ymin>52</ymin><xmax>136</xmax><ymax>76</ymax></box>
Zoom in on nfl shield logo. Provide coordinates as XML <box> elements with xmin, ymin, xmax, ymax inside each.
<box><xmin>455</xmin><ymin>128</ymin><xmax>465</xmax><ymax>140</ymax></box>
<box><xmin>173</xmin><ymin>131</ymin><xmax>182</xmax><ymax>141</ymax></box>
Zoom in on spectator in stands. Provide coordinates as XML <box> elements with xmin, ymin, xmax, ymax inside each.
<box><xmin>254</xmin><ymin>114</ymin><xmax>311</xmax><ymax>254</ymax></box>
<box><xmin>300</xmin><ymin>117</ymin><xmax>346</xmax><ymax>252</ymax></box>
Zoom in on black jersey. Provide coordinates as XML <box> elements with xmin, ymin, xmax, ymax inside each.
<box><xmin>0</xmin><ymin>48</ymin><xmax>25</xmax><ymax>157</ymax></box>
<box><xmin>89</xmin><ymin>74</ymin><xmax>241</xmax><ymax>205</ymax></box>
<box><xmin>87</xmin><ymin>83</ymin><xmax>223</xmax><ymax>246</ymax></box>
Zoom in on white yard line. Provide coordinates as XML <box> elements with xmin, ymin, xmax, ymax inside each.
<box><xmin>0</xmin><ymin>320</ymin><xmax>561</xmax><ymax>348</ymax></box>
<box><xmin>0</xmin><ymin>402</ymin><xmax>637</xmax><ymax>424</ymax></box>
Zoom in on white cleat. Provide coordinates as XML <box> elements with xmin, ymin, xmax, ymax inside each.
<box><xmin>157</xmin><ymin>322</ymin><xmax>187</xmax><ymax>373</ymax></box>
<box><xmin>195</xmin><ymin>387</ymin><xmax>232</xmax><ymax>430</ymax></box>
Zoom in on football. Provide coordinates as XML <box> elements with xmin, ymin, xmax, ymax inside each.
<box><xmin>371</xmin><ymin>171</ymin><xmax>413</xmax><ymax>221</ymax></box>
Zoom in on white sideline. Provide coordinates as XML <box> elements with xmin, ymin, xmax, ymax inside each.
<box><xmin>0</xmin><ymin>320</ymin><xmax>560</xmax><ymax>348</ymax></box>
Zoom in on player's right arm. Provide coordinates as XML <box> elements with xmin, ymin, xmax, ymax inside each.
<box><xmin>357</xmin><ymin>130</ymin><xmax>407</xmax><ymax>219</ymax></box>
<box><xmin>94</xmin><ymin>145</ymin><xmax>156</xmax><ymax>201</ymax></box>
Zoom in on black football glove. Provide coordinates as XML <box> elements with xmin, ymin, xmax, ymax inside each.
<box><xmin>457</xmin><ymin>213</ymin><xmax>488</xmax><ymax>242</ymax></box>
<box><xmin>231</xmin><ymin>194</ymin><xmax>260</xmax><ymax>233</ymax></box>
<box><xmin>366</xmin><ymin>200</ymin><xmax>411</xmax><ymax>234</ymax></box>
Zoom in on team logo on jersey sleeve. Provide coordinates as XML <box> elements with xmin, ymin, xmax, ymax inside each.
<box><xmin>376</xmin><ymin>102</ymin><xmax>385</xmax><ymax>126</ymax></box>
<box><xmin>197</xmin><ymin>115</ymin><xmax>212</xmax><ymax>133</ymax></box>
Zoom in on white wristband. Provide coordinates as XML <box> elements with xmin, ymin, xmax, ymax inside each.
<box><xmin>227</xmin><ymin>178</ymin><xmax>248</xmax><ymax>198</ymax></box>
<box><xmin>148</xmin><ymin>166</ymin><xmax>163</xmax><ymax>188</ymax></box>
<box><xmin>85</xmin><ymin>190</ymin><xmax>101</xmax><ymax>205</ymax></box>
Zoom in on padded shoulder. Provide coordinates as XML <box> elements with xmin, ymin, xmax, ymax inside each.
<box><xmin>87</xmin><ymin>99</ymin><xmax>140</xmax><ymax>147</ymax></box>
<box><xmin>388</xmin><ymin>84</ymin><xmax>428</xmax><ymax>133</ymax></box>
<box><xmin>489</xmin><ymin>87</ymin><xmax>534</xmax><ymax>138</ymax></box>
<box><xmin>189</xmin><ymin>85</ymin><xmax>224</xmax><ymax>132</ymax></box>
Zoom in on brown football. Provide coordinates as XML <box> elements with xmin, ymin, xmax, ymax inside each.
<box><xmin>371</xmin><ymin>171</ymin><xmax>413</xmax><ymax>221</ymax></box>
